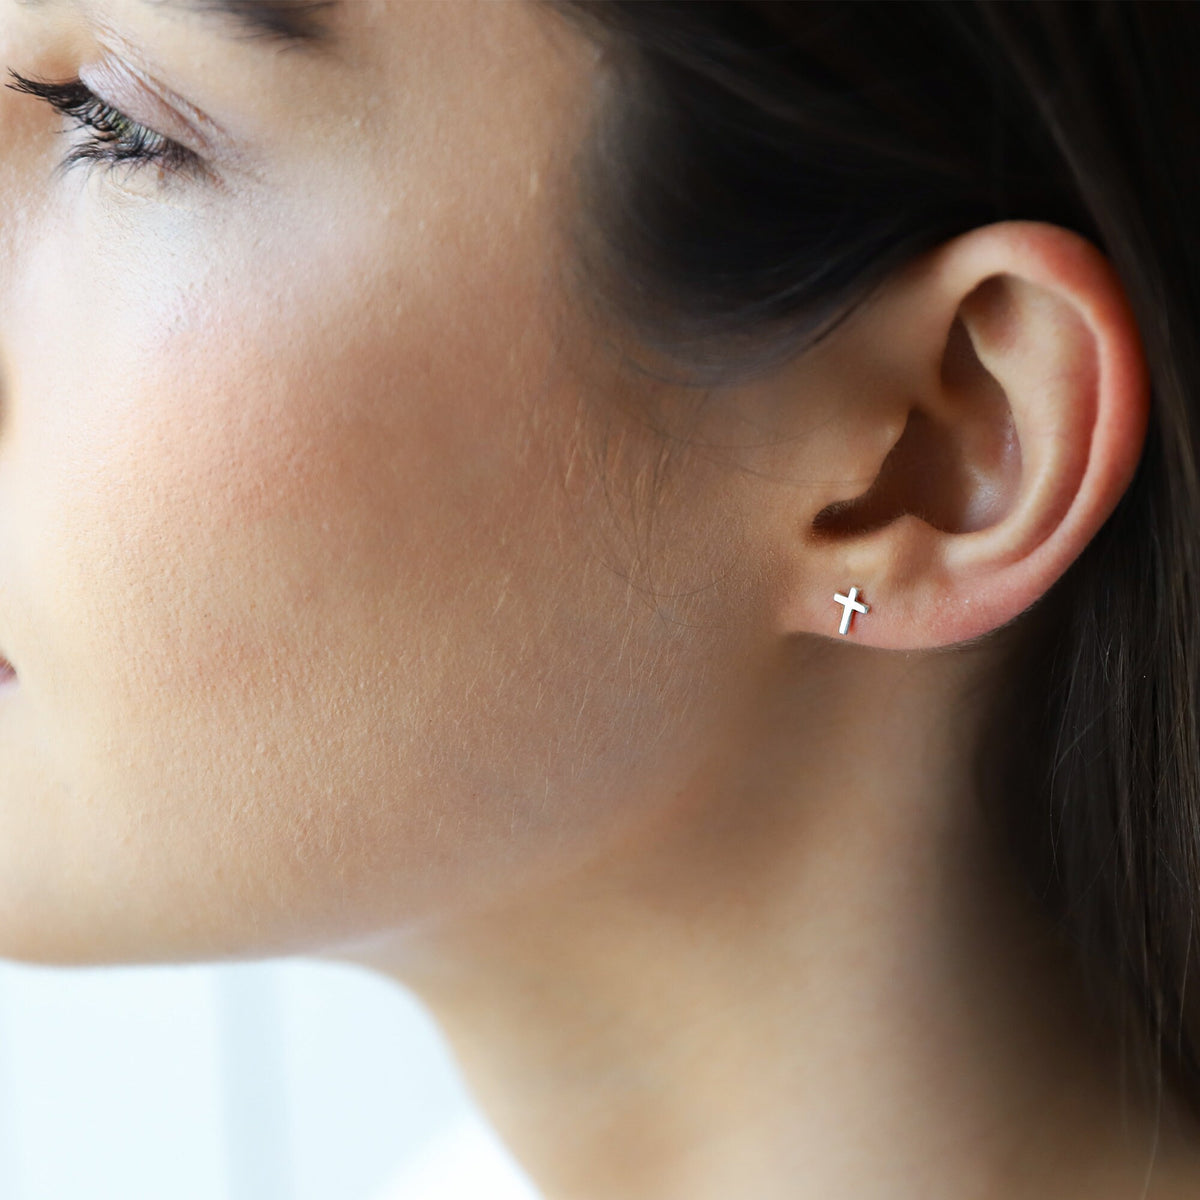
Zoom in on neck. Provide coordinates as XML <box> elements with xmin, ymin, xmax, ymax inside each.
<box><xmin>334</xmin><ymin>642</ymin><xmax>1200</xmax><ymax>1199</ymax></box>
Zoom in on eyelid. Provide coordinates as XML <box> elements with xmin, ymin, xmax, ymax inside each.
<box><xmin>76</xmin><ymin>42</ymin><xmax>267</xmax><ymax>190</ymax></box>
<box><xmin>78</xmin><ymin>53</ymin><xmax>224</xmax><ymax>159</ymax></box>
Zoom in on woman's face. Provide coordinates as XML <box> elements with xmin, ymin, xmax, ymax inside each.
<box><xmin>0</xmin><ymin>0</ymin><xmax>773</xmax><ymax>964</ymax></box>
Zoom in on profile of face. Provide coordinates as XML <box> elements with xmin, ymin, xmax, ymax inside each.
<box><xmin>0</xmin><ymin>0</ymin><xmax>1152</xmax><ymax>988</ymax></box>
<box><xmin>0</xmin><ymin>0</ymin><xmax>793</xmax><ymax>966</ymax></box>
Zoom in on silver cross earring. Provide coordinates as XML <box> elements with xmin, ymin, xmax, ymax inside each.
<box><xmin>833</xmin><ymin>586</ymin><xmax>869</xmax><ymax>635</ymax></box>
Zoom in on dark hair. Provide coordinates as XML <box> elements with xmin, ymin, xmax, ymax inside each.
<box><xmin>544</xmin><ymin>0</ymin><xmax>1200</xmax><ymax>1129</ymax></box>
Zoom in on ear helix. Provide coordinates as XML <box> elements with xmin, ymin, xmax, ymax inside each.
<box><xmin>833</xmin><ymin>587</ymin><xmax>869</xmax><ymax>635</ymax></box>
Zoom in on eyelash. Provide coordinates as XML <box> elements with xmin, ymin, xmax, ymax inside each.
<box><xmin>5</xmin><ymin>69</ymin><xmax>207</xmax><ymax>188</ymax></box>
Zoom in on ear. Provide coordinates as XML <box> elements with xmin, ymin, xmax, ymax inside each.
<box><xmin>757</xmin><ymin>220</ymin><xmax>1151</xmax><ymax>651</ymax></box>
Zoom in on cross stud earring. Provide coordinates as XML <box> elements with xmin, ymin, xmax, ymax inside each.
<box><xmin>833</xmin><ymin>586</ymin><xmax>869</xmax><ymax>635</ymax></box>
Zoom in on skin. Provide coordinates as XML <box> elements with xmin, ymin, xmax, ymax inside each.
<box><xmin>2</xmin><ymin>0</ymin><xmax>1199</xmax><ymax>1196</ymax></box>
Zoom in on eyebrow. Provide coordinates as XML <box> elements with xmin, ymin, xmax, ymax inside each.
<box><xmin>140</xmin><ymin>0</ymin><xmax>342</xmax><ymax>52</ymax></box>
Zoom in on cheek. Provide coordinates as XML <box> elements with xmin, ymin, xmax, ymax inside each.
<box><xmin>0</xmin><ymin>195</ymin><xmax>750</xmax><ymax>963</ymax></box>
<box><xmin>18</xmin><ymin>161</ymin><xmax>557</xmax><ymax>703</ymax></box>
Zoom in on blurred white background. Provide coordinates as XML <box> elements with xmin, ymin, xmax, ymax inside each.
<box><xmin>0</xmin><ymin>958</ymin><xmax>542</xmax><ymax>1200</ymax></box>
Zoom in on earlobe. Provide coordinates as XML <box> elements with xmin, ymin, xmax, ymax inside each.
<box><xmin>776</xmin><ymin>220</ymin><xmax>1151</xmax><ymax>652</ymax></box>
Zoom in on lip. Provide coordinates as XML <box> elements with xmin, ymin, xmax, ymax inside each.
<box><xmin>0</xmin><ymin>655</ymin><xmax>16</xmax><ymax>687</ymax></box>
